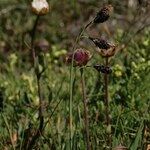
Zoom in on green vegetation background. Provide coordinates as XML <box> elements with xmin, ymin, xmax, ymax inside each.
<box><xmin>0</xmin><ymin>0</ymin><xmax>150</xmax><ymax>149</ymax></box>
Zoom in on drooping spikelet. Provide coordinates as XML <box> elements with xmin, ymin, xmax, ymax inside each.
<box><xmin>93</xmin><ymin>64</ymin><xmax>112</xmax><ymax>74</ymax></box>
<box><xmin>89</xmin><ymin>37</ymin><xmax>117</xmax><ymax>57</ymax></box>
<box><xmin>89</xmin><ymin>37</ymin><xmax>111</xmax><ymax>50</ymax></box>
<box><xmin>93</xmin><ymin>5</ymin><xmax>113</xmax><ymax>24</ymax></box>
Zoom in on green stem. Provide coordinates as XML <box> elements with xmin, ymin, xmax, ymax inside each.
<box><xmin>104</xmin><ymin>58</ymin><xmax>109</xmax><ymax>126</ymax></box>
<box><xmin>104</xmin><ymin>57</ymin><xmax>111</xmax><ymax>147</ymax></box>
<box><xmin>31</xmin><ymin>15</ymin><xmax>40</xmax><ymax>67</ymax></box>
<box><xmin>72</xmin><ymin>21</ymin><xmax>93</xmax><ymax>51</ymax></box>
<box><xmin>80</xmin><ymin>68</ymin><xmax>91</xmax><ymax>150</ymax></box>
<box><xmin>69</xmin><ymin>21</ymin><xmax>92</xmax><ymax>149</ymax></box>
<box><xmin>26</xmin><ymin>15</ymin><xmax>44</xmax><ymax>150</ymax></box>
<box><xmin>69</xmin><ymin>66</ymin><xmax>73</xmax><ymax>150</ymax></box>
<box><xmin>37</xmin><ymin>75</ymin><xmax>44</xmax><ymax>132</ymax></box>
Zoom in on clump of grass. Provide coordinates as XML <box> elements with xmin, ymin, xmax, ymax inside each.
<box><xmin>66</xmin><ymin>4</ymin><xmax>117</xmax><ymax>149</ymax></box>
<box><xmin>0</xmin><ymin>1</ymin><xmax>150</xmax><ymax>149</ymax></box>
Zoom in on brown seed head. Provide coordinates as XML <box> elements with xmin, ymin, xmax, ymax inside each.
<box><xmin>94</xmin><ymin>4</ymin><xmax>113</xmax><ymax>24</ymax></box>
<box><xmin>89</xmin><ymin>37</ymin><xmax>111</xmax><ymax>50</ymax></box>
<box><xmin>98</xmin><ymin>44</ymin><xmax>117</xmax><ymax>57</ymax></box>
<box><xmin>93</xmin><ymin>64</ymin><xmax>112</xmax><ymax>74</ymax></box>
<box><xmin>89</xmin><ymin>37</ymin><xmax>117</xmax><ymax>57</ymax></box>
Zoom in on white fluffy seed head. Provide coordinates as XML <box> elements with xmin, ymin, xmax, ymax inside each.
<box><xmin>31</xmin><ymin>0</ymin><xmax>49</xmax><ymax>15</ymax></box>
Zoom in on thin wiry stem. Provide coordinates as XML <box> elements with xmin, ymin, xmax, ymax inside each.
<box><xmin>37</xmin><ymin>74</ymin><xmax>44</xmax><ymax>132</ymax></box>
<box><xmin>104</xmin><ymin>57</ymin><xmax>111</xmax><ymax>147</ymax></box>
<box><xmin>72</xmin><ymin>21</ymin><xmax>93</xmax><ymax>51</ymax></box>
<box><xmin>104</xmin><ymin>57</ymin><xmax>109</xmax><ymax>126</ymax></box>
<box><xmin>27</xmin><ymin>75</ymin><xmax>44</xmax><ymax>150</ymax></box>
<box><xmin>26</xmin><ymin>15</ymin><xmax>44</xmax><ymax>150</ymax></box>
<box><xmin>31</xmin><ymin>15</ymin><xmax>40</xmax><ymax>66</ymax></box>
<box><xmin>69</xmin><ymin>66</ymin><xmax>73</xmax><ymax>150</ymax></box>
<box><xmin>80</xmin><ymin>68</ymin><xmax>91</xmax><ymax>150</ymax></box>
<box><xmin>69</xmin><ymin>21</ymin><xmax>92</xmax><ymax>149</ymax></box>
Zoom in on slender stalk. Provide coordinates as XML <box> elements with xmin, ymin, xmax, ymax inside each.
<box><xmin>31</xmin><ymin>15</ymin><xmax>42</xmax><ymax>122</ymax></box>
<box><xmin>72</xmin><ymin>21</ymin><xmax>92</xmax><ymax>50</ymax></box>
<box><xmin>37</xmin><ymin>75</ymin><xmax>44</xmax><ymax>132</ymax></box>
<box><xmin>69</xmin><ymin>21</ymin><xmax>92</xmax><ymax>149</ymax></box>
<box><xmin>80</xmin><ymin>68</ymin><xmax>91</xmax><ymax>150</ymax></box>
<box><xmin>104</xmin><ymin>57</ymin><xmax>109</xmax><ymax>126</ymax></box>
<box><xmin>26</xmin><ymin>15</ymin><xmax>44</xmax><ymax>150</ymax></box>
<box><xmin>104</xmin><ymin>57</ymin><xmax>111</xmax><ymax>147</ymax></box>
<box><xmin>69</xmin><ymin>66</ymin><xmax>73</xmax><ymax>150</ymax></box>
<box><xmin>31</xmin><ymin>15</ymin><xmax>40</xmax><ymax>66</ymax></box>
<box><xmin>27</xmin><ymin>75</ymin><xmax>44</xmax><ymax>150</ymax></box>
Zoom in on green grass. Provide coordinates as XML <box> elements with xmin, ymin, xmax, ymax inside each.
<box><xmin>0</xmin><ymin>0</ymin><xmax>150</xmax><ymax>149</ymax></box>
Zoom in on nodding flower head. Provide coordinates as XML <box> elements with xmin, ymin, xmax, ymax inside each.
<box><xmin>89</xmin><ymin>37</ymin><xmax>117</xmax><ymax>57</ymax></box>
<box><xmin>93</xmin><ymin>5</ymin><xmax>113</xmax><ymax>24</ymax></box>
<box><xmin>93</xmin><ymin>64</ymin><xmax>112</xmax><ymax>74</ymax></box>
<box><xmin>66</xmin><ymin>49</ymin><xmax>91</xmax><ymax>67</ymax></box>
<box><xmin>99</xmin><ymin>44</ymin><xmax>117</xmax><ymax>57</ymax></box>
<box><xmin>89</xmin><ymin>37</ymin><xmax>111</xmax><ymax>50</ymax></box>
<box><xmin>31</xmin><ymin>0</ymin><xmax>49</xmax><ymax>15</ymax></box>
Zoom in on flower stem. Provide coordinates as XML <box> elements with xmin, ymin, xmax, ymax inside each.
<box><xmin>80</xmin><ymin>68</ymin><xmax>91</xmax><ymax>150</ymax></box>
<box><xmin>104</xmin><ymin>57</ymin><xmax>111</xmax><ymax>147</ymax></box>
<box><xmin>69</xmin><ymin>21</ymin><xmax>92</xmax><ymax>149</ymax></box>
<box><xmin>104</xmin><ymin>57</ymin><xmax>109</xmax><ymax>126</ymax></box>
<box><xmin>26</xmin><ymin>15</ymin><xmax>44</xmax><ymax>150</ymax></box>
<box><xmin>72</xmin><ymin>21</ymin><xmax>92</xmax><ymax>50</ymax></box>
<box><xmin>31</xmin><ymin>15</ymin><xmax>40</xmax><ymax>67</ymax></box>
<box><xmin>69</xmin><ymin>66</ymin><xmax>73</xmax><ymax>150</ymax></box>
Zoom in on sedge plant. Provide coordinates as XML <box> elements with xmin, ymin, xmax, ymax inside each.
<box><xmin>66</xmin><ymin>4</ymin><xmax>119</xmax><ymax>149</ymax></box>
<box><xmin>23</xmin><ymin>0</ymin><xmax>49</xmax><ymax>149</ymax></box>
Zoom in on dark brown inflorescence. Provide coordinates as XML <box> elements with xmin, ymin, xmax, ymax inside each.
<box><xmin>89</xmin><ymin>37</ymin><xmax>111</xmax><ymax>50</ymax></box>
<box><xmin>93</xmin><ymin>5</ymin><xmax>113</xmax><ymax>24</ymax></box>
<box><xmin>66</xmin><ymin>48</ymin><xmax>91</xmax><ymax>67</ymax></box>
<box><xmin>99</xmin><ymin>44</ymin><xmax>116</xmax><ymax>57</ymax></box>
<box><xmin>93</xmin><ymin>64</ymin><xmax>112</xmax><ymax>74</ymax></box>
<box><xmin>89</xmin><ymin>37</ymin><xmax>117</xmax><ymax>57</ymax></box>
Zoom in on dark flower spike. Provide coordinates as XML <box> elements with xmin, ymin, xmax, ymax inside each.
<box><xmin>93</xmin><ymin>64</ymin><xmax>112</xmax><ymax>74</ymax></box>
<box><xmin>89</xmin><ymin>37</ymin><xmax>117</xmax><ymax>57</ymax></box>
<box><xmin>99</xmin><ymin>44</ymin><xmax>116</xmax><ymax>57</ymax></box>
<box><xmin>89</xmin><ymin>37</ymin><xmax>111</xmax><ymax>50</ymax></box>
<box><xmin>93</xmin><ymin>5</ymin><xmax>113</xmax><ymax>24</ymax></box>
<box><xmin>66</xmin><ymin>48</ymin><xmax>91</xmax><ymax>67</ymax></box>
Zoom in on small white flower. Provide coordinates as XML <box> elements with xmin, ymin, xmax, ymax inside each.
<box><xmin>31</xmin><ymin>0</ymin><xmax>49</xmax><ymax>15</ymax></box>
